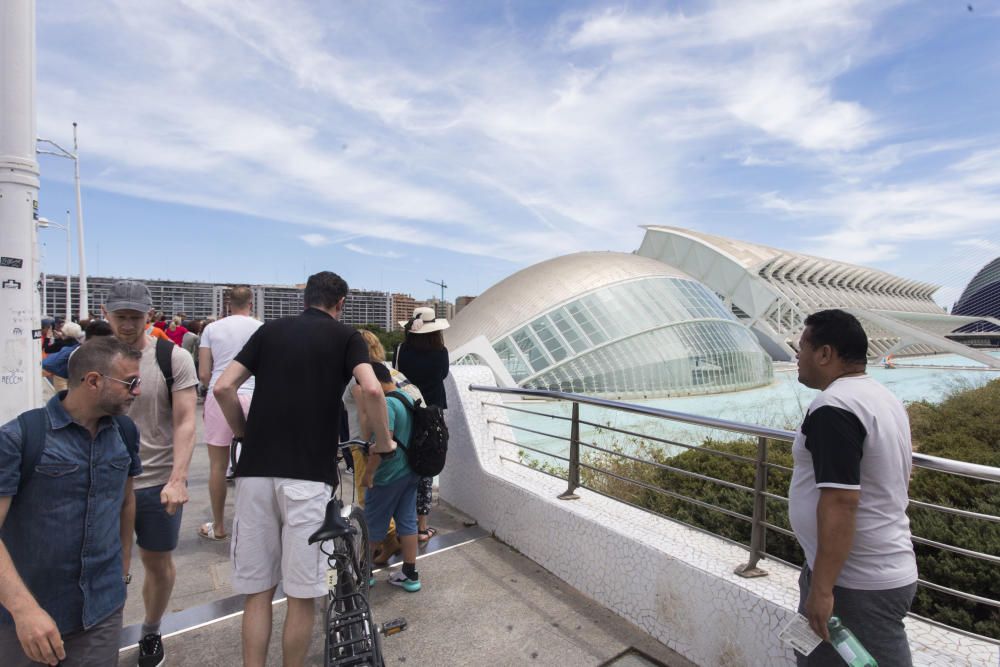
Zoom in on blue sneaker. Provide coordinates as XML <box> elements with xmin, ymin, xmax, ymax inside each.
<box><xmin>388</xmin><ymin>570</ymin><xmax>421</xmax><ymax>592</ymax></box>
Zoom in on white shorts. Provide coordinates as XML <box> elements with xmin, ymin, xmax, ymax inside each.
<box><xmin>231</xmin><ymin>477</ymin><xmax>331</xmax><ymax>599</ymax></box>
<box><xmin>203</xmin><ymin>392</ymin><xmax>252</xmax><ymax>446</ymax></box>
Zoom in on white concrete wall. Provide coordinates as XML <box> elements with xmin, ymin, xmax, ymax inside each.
<box><xmin>440</xmin><ymin>365</ymin><xmax>999</xmax><ymax>666</ymax></box>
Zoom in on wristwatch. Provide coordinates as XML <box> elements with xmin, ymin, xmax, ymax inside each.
<box><xmin>124</xmin><ymin>573</ymin><xmax>132</xmax><ymax>585</ymax></box>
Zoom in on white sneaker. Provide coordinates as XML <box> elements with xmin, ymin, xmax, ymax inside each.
<box><xmin>388</xmin><ymin>570</ymin><xmax>421</xmax><ymax>592</ymax></box>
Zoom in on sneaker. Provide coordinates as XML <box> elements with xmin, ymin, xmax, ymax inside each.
<box><xmin>138</xmin><ymin>633</ymin><xmax>165</xmax><ymax>667</ymax></box>
<box><xmin>388</xmin><ymin>570</ymin><xmax>421</xmax><ymax>592</ymax></box>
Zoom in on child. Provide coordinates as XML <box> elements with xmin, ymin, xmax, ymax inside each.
<box><xmin>355</xmin><ymin>362</ymin><xmax>422</xmax><ymax>592</ymax></box>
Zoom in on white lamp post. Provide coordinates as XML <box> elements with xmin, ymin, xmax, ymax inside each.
<box><xmin>37</xmin><ymin>124</ymin><xmax>87</xmax><ymax>320</ymax></box>
<box><xmin>36</xmin><ymin>214</ymin><xmax>72</xmax><ymax>321</ymax></box>
<box><xmin>1</xmin><ymin>0</ymin><xmax>43</xmax><ymax>419</ymax></box>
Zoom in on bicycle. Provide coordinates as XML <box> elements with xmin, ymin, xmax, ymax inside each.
<box><xmin>308</xmin><ymin>438</ymin><xmax>406</xmax><ymax>667</ymax></box>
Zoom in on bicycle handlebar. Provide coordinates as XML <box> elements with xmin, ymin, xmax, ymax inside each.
<box><xmin>338</xmin><ymin>438</ymin><xmax>375</xmax><ymax>452</ymax></box>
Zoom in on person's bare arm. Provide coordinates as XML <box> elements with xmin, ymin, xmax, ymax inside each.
<box><xmin>0</xmin><ymin>497</ymin><xmax>66</xmax><ymax>665</ymax></box>
<box><xmin>120</xmin><ymin>477</ymin><xmax>135</xmax><ymax>577</ymax></box>
<box><xmin>197</xmin><ymin>348</ymin><xmax>213</xmax><ymax>389</ymax></box>
<box><xmin>352</xmin><ymin>383</ymin><xmax>391</xmax><ymax>488</ymax></box>
<box><xmin>805</xmin><ymin>487</ymin><xmax>860</xmax><ymax>639</ymax></box>
<box><xmin>161</xmin><ymin>386</ymin><xmax>197</xmax><ymax>515</ymax></box>
<box><xmin>214</xmin><ymin>361</ymin><xmax>252</xmax><ymax>438</ymax></box>
<box><xmin>354</xmin><ymin>363</ymin><xmax>391</xmax><ymax>454</ymax></box>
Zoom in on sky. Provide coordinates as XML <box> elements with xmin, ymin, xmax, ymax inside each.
<box><xmin>33</xmin><ymin>0</ymin><xmax>1000</xmax><ymax>308</ymax></box>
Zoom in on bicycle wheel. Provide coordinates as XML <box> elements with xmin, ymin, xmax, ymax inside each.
<box><xmin>348</xmin><ymin>505</ymin><xmax>371</xmax><ymax>597</ymax></box>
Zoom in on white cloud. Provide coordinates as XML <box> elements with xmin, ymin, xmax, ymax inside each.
<box><xmin>34</xmin><ymin>0</ymin><xmax>1000</xmax><ymax>292</ymax></box>
<box><xmin>955</xmin><ymin>238</ymin><xmax>1000</xmax><ymax>254</ymax></box>
<box><xmin>299</xmin><ymin>234</ymin><xmax>331</xmax><ymax>247</ymax></box>
<box><xmin>344</xmin><ymin>243</ymin><xmax>402</xmax><ymax>259</ymax></box>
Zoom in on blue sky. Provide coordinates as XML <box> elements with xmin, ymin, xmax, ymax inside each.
<box><xmin>34</xmin><ymin>0</ymin><xmax>1000</xmax><ymax>307</ymax></box>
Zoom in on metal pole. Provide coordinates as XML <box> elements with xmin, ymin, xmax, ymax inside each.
<box><xmin>72</xmin><ymin>122</ymin><xmax>87</xmax><ymax>320</ymax></box>
<box><xmin>64</xmin><ymin>209</ymin><xmax>71</xmax><ymax>321</ymax></box>
<box><xmin>559</xmin><ymin>402</ymin><xmax>581</xmax><ymax>500</ymax></box>
<box><xmin>734</xmin><ymin>436</ymin><xmax>769</xmax><ymax>578</ymax></box>
<box><xmin>0</xmin><ymin>0</ymin><xmax>43</xmax><ymax>420</ymax></box>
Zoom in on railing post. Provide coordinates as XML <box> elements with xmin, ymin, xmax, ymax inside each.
<box><xmin>559</xmin><ymin>402</ymin><xmax>581</xmax><ymax>500</ymax></box>
<box><xmin>735</xmin><ymin>435</ymin><xmax>769</xmax><ymax>578</ymax></box>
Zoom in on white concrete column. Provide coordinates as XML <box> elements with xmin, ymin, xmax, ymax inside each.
<box><xmin>0</xmin><ymin>0</ymin><xmax>43</xmax><ymax>421</ymax></box>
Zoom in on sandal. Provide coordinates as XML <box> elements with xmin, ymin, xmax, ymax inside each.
<box><xmin>417</xmin><ymin>527</ymin><xmax>437</xmax><ymax>544</ymax></box>
<box><xmin>373</xmin><ymin>538</ymin><xmax>402</xmax><ymax>567</ymax></box>
<box><xmin>198</xmin><ymin>522</ymin><xmax>228</xmax><ymax>541</ymax></box>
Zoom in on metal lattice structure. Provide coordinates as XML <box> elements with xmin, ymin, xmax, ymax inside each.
<box><xmin>953</xmin><ymin>258</ymin><xmax>1000</xmax><ymax>333</ymax></box>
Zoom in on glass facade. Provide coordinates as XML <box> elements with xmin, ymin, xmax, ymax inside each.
<box><xmin>490</xmin><ymin>276</ymin><xmax>773</xmax><ymax>397</ymax></box>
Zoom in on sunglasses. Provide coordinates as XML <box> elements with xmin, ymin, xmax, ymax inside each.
<box><xmin>82</xmin><ymin>373</ymin><xmax>142</xmax><ymax>393</ymax></box>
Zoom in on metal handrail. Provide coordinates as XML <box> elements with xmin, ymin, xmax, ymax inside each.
<box><xmin>470</xmin><ymin>385</ymin><xmax>795</xmax><ymax>441</ymax></box>
<box><xmin>471</xmin><ymin>384</ymin><xmax>1000</xmax><ymax>482</ymax></box>
<box><xmin>470</xmin><ymin>383</ymin><xmax>1000</xmax><ymax>619</ymax></box>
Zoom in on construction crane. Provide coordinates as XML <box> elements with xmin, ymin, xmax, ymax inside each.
<box><xmin>426</xmin><ymin>278</ymin><xmax>447</xmax><ymax>303</ymax></box>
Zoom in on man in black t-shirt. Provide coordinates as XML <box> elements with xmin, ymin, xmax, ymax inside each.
<box><xmin>214</xmin><ymin>271</ymin><xmax>392</xmax><ymax>667</ymax></box>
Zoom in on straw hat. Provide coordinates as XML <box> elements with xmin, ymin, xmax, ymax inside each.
<box><xmin>399</xmin><ymin>306</ymin><xmax>450</xmax><ymax>333</ymax></box>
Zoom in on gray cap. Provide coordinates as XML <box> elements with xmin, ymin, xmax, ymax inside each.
<box><xmin>105</xmin><ymin>280</ymin><xmax>153</xmax><ymax>313</ymax></box>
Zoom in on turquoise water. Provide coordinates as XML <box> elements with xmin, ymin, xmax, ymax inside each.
<box><xmin>509</xmin><ymin>352</ymin><xmax>1000</xmax><ymax>462</ymax></box>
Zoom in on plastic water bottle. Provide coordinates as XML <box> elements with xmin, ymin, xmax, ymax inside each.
<box><xmin>827</xmin><ymin>616</ymin><xmax>878</xmax><ymax>666</ymax></box>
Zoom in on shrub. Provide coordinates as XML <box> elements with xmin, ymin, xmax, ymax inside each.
<box><xmin>523</xmin><ymin>378</ymin><xmax>1000</xmax><ymax>639</ymax></box>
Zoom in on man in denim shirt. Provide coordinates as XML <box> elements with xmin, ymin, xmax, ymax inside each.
<box><xmin>0</xmin><ymin>337</ymin><xmax>143</xmax><ymax>666</ymax></box>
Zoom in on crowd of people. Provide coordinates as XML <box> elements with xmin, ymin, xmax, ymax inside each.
<box><xmin>2</xmin><ymin>274</ymin><xmax>921</xmax><ymax>667</ymax></box>
<box><xmin>1</xmin><ymin>273</ymin><xmax>452</xmax><ymax>667</ymax></box>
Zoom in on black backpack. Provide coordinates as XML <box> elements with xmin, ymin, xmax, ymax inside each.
<box><xmin>388</xmin><ymin>391</ymin><xmax>448</xmax><ymax>477</ymax></box>
<box><xmin>154</xmin><ymin>337</ymin><xmax>175</xmax><ymax>405</ymax></box>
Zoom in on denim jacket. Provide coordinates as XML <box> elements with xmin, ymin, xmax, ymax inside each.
<box><xmin>0</xmin><ymin>393</ymin><xmax>142</xmax><ymax>633</ymax></box>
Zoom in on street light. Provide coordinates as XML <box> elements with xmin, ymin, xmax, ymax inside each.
<box><xmin>36</xmin><ymin>212</ymin><xmax>72</xmax><ymax>321</ymax></box>
<box><xmin>37</xmin><ymin>122</ymin><xmax>87</xmax><ymax>320</ymax></box>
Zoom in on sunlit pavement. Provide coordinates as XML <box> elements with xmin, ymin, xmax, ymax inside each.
<box><xmin>114</xmin><ymin>407</ymin><xmax>695</xmax><ymax>666</ymax></box>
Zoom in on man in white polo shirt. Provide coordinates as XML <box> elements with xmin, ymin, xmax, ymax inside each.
<box><xmin>789</xmin><ymin>309</ymin><xmax>918</xmax><ymax>666</ymax></box>
<box><xmin>197</xmin><ymin>286</ymin><xmax>262</xmax><ymax>541</ymax></box>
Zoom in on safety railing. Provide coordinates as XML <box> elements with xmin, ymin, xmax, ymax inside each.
<box><xmin>469</xmin><ymin>384</ymin><xmax>1000</xmax><ymax>638</ymax></box>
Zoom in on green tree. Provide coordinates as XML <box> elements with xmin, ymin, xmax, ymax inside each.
<box><xmin>358</xmin><ymin>324</ymin><xmax>405</xmax><ymax>362</ymax></box>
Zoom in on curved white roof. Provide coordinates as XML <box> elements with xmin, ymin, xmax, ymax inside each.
<box><xmin>445</xmin><ymin>252</ymin><xmax>688</xmax><ymax>348</ymax></box>
<box><xmin>643</xmin><ymin>225</ymin><xmax>941</xmax><ymax>301</ymax></box>
<box><xmin>637</xmin><ymin>225</ymin><xmax>1000</xmax><ymax>368</ymax></box>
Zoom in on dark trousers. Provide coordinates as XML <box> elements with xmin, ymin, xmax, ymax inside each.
<box><xmin>797</xmin><ymin>566</ymin><xmax>916</xmax><ymax>667</ymax></box>
<box><xmin>0</xmin><ymin>606</ymin><xmax>123</xmax><ymax>667</ymax></box>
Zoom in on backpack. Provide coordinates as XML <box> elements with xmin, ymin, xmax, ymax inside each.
<box><xmin>15</xmin><ymin>407</ymin><xmax>140</xmax><ymax>494</ymax></box>
<box><xmin>155</xmin><ymin>337</ymin><xmax>175</xmax><ymax>405</ymax></box>
<box><xmin>387</xmin><ymin>391</ymin><xmax>448</xmax><ymax>477</ymax></box>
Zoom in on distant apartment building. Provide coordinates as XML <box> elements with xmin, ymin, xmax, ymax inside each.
<box><xmin>41</xmin><ymin>275</ymin><xmax>432</xmax><ymax>330</ymax></box>
<box><xmin>42</xmin><ymin>275</ymin><xmax>218</xmax><ymax>320</ymax></box>
<box><xmin>455</xmin><ymin>295</ymin><xmax>476</xmax><ymax>315</ymax></box>
<box><xmin>342</xmin><ymin>290</ymin><xmax>392</xmax><ymax>330</ymax></box>
<box><xmin>425</xmin><ymin>297</ymin><xmax>455</xmax><ymax>322</ymax></box>
<box><xmin>391</xmin><ymin>293</ymin><xmax>418</xmax><ymax>331</ymax></box>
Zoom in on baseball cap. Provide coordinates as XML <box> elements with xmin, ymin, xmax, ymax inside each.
<box><xmin>105</xmin><ymin>280</ymin><xmax>153</xmax><ymax>313</ymax></box>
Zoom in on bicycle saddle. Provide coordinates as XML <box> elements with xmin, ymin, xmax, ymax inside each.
<box><xmin>308</xmin><ymin>498</ymin><xmax>355</xmax><ymax>544</ymax></box>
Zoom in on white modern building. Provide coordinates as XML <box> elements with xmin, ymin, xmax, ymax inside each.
<box><xmin>446</xmin><ymin>252</ymin><xmax>774</xmax><ymax>398</ymax></box>
<box><xmin>637</xmin><ymin>226</ymin><xmax>1000</xmax><ymax>368</ymax></box>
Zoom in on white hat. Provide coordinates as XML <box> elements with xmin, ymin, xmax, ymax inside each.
<box><xmin>399</xmin><ymin>306</ymin><xmax>450</xmax><ymax>333</ymax></box>
<box><xmin>62</xmin><ymin>321</ymin><xmax>84</xmax><ymax>340</ymax></box>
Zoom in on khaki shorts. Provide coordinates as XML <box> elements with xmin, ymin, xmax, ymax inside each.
<box><xmin>231</xmin><ymin>477</ymin><xmax>331</xmax><ymax>599</ymax></box>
